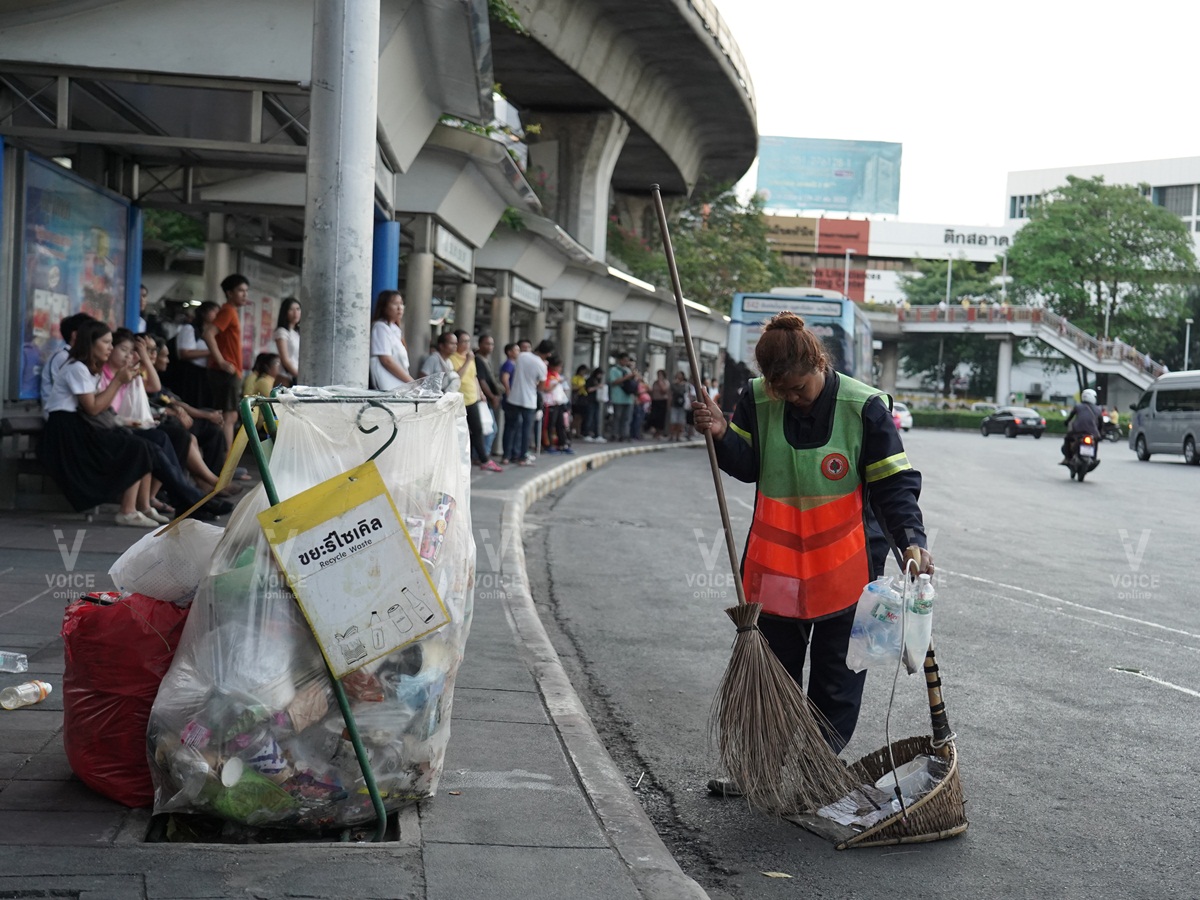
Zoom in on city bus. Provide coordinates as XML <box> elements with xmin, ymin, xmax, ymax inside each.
<box><xmin>721</xmin><ymin>288</ymin><xmax>874</xmax><ymax>411</ymax></box>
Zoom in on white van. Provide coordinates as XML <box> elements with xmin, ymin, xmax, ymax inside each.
<box><xmin>1128</xmin><ymin>372</ymin><xmax>1200</xmax><ymax>463</ymax></box>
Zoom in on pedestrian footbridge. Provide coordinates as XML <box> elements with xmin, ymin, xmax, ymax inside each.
<box><xmin>870</xmin><ymin>305</ymin><xmax>1165</xmax><ymax>395</ymax></box>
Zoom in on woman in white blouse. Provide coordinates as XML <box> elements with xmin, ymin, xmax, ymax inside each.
<box><xmin>39</xmin><ymin>320</ymin><xmax>157</xmax><ymax>527</ymax></box>
<box><xmin>369</xmin><ymin>290</ymin><xmax>412</xmax><ymax>390</ymax></box>
<box><xmin>274</xmin><ymin>297</ymin><xmax>301</xmax><ymax>385</ymax></box>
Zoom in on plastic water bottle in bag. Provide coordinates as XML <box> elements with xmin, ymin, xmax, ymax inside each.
<box><xmin>902</xmin><ymin>574</ymin><xmax>935</xmax><ymax>674</ymax></box>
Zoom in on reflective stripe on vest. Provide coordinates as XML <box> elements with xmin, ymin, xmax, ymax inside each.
<box><xmin>744</xmin><ymin>375</ymin><xmax>880</xmax><ymax>620</ymax></box>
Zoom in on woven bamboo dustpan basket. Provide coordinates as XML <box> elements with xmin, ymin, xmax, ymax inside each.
<box><xmin>836</xmin><ymin>645</ymin><xmax>968</xmax><ymax>850</ymax></box>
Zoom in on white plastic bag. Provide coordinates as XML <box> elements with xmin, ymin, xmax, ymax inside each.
<box><xmin>478</xmin><ymin>401</ymin><xmax>495</xmax><ymax>437</ymax></box>
<box><xmin>148</xmin><ymin>384</ymin><xmax>475</xmax><ymax>828</ymax></box>
<box><xmin>845</xmin><ymin>577</ymin><xmax>905</xmax><ymax>673</ymax></box>
<box><xmin>108</xmin><ymin>519</ymin><xmax>225</xmax><ymax>605</ymax></box>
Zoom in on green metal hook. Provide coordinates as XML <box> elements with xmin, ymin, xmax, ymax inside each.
<box><xmin>357</xmin><ymin>400</ymin><xmax>400</xmax><ymax>462</ymax></box>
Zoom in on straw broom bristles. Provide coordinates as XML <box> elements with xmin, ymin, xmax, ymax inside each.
<box><xmin>711</xmin><ymin>602</ymin><xmax>860</xmax><ymax>814</ymax></box>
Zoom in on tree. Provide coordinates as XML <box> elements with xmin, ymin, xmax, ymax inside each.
<box><xmin>607</xmin><ymin>184</ymin><xmax>791</xmax><ymax>313</ymax></box>
<box><xmin>1006</xmin><ymin>175</ymin><xmax>1198</xmax><ymax>350</ymax></box>
<box><xmin>898</xmin><ymin>257</ymin><xmax>1004</xmax><ymax>397</ymax></box>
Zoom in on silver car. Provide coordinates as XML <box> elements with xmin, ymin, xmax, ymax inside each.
<box><xmin>1128</xmin><ymin>372</ymin><xmax>1200</xmax><ymax>464</ymax></box>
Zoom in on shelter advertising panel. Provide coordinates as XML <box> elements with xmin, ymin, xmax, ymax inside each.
<box><xmin>757</xmin><ymin>137</ymin><xmax>902</xmax><ymax>215</ymax></box>
<box><xmin>19</xmin><ymin>156</ymin><xmax>129</xmax><ymax>400</ymax></box>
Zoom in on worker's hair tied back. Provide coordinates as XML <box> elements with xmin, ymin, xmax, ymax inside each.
<box><xmin>756</xmin><ymin>310</ymin><xmax>829</xmax><ymax>390</ymax></box>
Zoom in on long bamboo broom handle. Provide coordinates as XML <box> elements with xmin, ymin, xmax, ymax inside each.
<box><xmin>651</xmin><ymin>185</ymin><xmax>747</xmax><ymax>607</ymax></box>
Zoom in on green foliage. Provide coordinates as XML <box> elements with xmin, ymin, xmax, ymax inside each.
<box><xmin>607</xmin><ymin>184</ymin><xmax>792</xmax><ymax>313</ymax></box>
<box><xmin>498</xmin><ymin>206</ymin><xmax>527</xmax><ymax>233</ymax></box>
<box><xmin>142</xmin><ymin>209</ymin><xmax>204</xmax><ymax>254</ymax></box>
<box><xmin>898</xmin><ymin>257</ymin><xmax>1005</xmax><ymax>396</ymax></box>
<box><xmin>488</xmin><ymin>0</ymin><xmax>528</xmax><ymax>35</ymax></box>
<box><xmin>1006</xmin><ymin>175</ymin><xmax>1198</xmax><ymax>351</ymax></box>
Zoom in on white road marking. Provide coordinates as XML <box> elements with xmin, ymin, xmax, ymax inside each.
<box><xmin>943</xmin><ymin>569</ymin><xmax>1200</xmax><ymax>640</ymax></box>
<box><xmin>1111</xmin><ymin>668</ymin><xmax>1200</xmax><ymax>699</ymax></box>
<box><xmin>730</xmin><ymin>496</ymin><xmax>754</xmax><ymax>511</ymax></box>
<box><xmin>0</xmin><ymin>585</ymin><xmax>54</xmax><ymax>619</ymax></box>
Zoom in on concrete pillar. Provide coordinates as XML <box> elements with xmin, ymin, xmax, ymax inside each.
<box><xmin>879</xmin><ymin>340</ymin><xmax>899</xmax><ymax>395</ymax></box>
<box><xmin>526</xmin><ymin>110</ymin><xmax>630</xmax><ymax>258</ymax></box>
<box><xmin>557</xmin><ymin>301</ymin><xmax>576</xmax><ymax>374</ymax></box>
<box><xmin>533</xmin><ymin>309</ymin><xmax>547</xmax><ymax>345</ymax></box>
<box><xmin>405</xmin><ymin>251</ymin><xmax>435</xmax><ymax>367</ymax></box>
<box><xmin>371</xmin><ymin>220</ymin><xmax>400</xmax><ymax>306</ymax></box>
<box><xmin>995</xmin><ymin>337</ymin><xmax>1014</xmax><ymax>405</ymax></box>
<box><xmin>204</xmin><ymin>213</ymin><xmax>231</xmax><ymax>301</ymax></box>
<box><xmin>456</xmin><ymin>282</ymin><xmax>478</xmax><ymax>336</ymax></box>
<box><xmin>491</xmin><ymin>278</ymin><xmax>512</xmax><ymax>350</ymax></box>
<box><xmin>300</xmin><ymin>0</ymin><xmax>380</xmax><ymax>388</ymax></box>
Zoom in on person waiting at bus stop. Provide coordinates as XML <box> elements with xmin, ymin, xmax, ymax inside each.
<box><xmin>691</xmin><ymin>311</ymin><xmax>933</xmax><ymax>795</ymax></box>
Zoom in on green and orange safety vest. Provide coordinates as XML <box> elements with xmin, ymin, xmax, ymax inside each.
<box><xmin>741</xmin><ymin>375</ymin><xmax>911</xmax><ymax>620</ymax></box>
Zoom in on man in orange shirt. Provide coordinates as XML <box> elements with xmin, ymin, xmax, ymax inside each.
<box><xmin>204</xmin><ymin>273</ymin><xmax>249</xmax><ymax>448</ymax></box>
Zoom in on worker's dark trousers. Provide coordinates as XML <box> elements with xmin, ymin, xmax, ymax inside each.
<box><xmin>756</xmin><ymin>605</ymin><xmax>867</xmax><ymax>754</ymax></box>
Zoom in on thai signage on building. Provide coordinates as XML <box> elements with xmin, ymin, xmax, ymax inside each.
<box><xmin>816</xmin><ymin>219</ymin><xmax>870</xmax><ymax>257</ymax></box>
<box><xmin>575</xmin><ymin>303</ymin><xmax>610</xmax><ymax>330</ymax></box>
<box><xmin>867</xmin><ymin>221</ymin><xmax>1020</xmax><ymax>263</ymax></box>
<box><xmin>647</xmin><ymin>325</ymin><xmax>675</xmax><ymax>346</ymax></box>
<box><xmin>765</xmin><ymin>215</ymin><xmax>818</xmax><ymax>254</ymax></box>
<box><xmin>435</xmin><ymin>224</ymin><xmax>474</xmax><ymax>277</ymax></box>
<box><xmin>509</xmin><ymin>275</ymin><xmax>542</xmax><ymax>311</ymax></box>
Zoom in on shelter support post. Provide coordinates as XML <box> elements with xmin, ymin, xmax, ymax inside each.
<box><xmin>301</xmin><ymin>0</ymin><xmax>380</xmax><ymax>388</ymax></box>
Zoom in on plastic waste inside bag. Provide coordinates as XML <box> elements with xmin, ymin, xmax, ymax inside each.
<box><xmin>109</xmin><ymin>519</ymin><xmax>225</xmax><ymax>606</ymax></box>
<box><xmin>846</xmin><ymin>577</ymin><xmax>904</xmax><ymax>673</ymax></box>
<box><xmin>148</xmin><ymin>385</ymin><xmax>475</xmax><ymax>829</ymax></box>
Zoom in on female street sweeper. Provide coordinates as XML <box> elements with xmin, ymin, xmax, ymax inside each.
<box><xmin>692</xmin><ymin>311</ymin><xmax>934</xmax><ymax>795</ymax></box>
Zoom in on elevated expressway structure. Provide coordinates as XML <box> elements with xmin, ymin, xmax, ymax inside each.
<box><xmin>0</xmin><ymin>0</ymin><xmax>756</xmax><ymax>395</ymax></box>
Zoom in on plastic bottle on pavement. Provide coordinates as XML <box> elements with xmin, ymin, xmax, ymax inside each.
<box><xmin>0</xmin><ymin>680</ymin><xmax>53</xmax><ymax>710</ymax></box>
<box><xmin>0</xmin><ymin>651</ymin><xmax>29</xmax><ymax>673</ymax></box>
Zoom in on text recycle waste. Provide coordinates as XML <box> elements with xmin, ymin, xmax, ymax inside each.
<box><xmin>148</xmin><ymin>480</ymin><xmax>471</xmax><ymax>830</ymax></box>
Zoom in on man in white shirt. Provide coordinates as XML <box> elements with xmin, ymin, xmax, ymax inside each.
<box><xmin>503</xmin><ymin>339</ymin><xmax>553</xmax><ymax>466</ymax></box>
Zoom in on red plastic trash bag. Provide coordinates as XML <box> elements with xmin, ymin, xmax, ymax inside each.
<box><xmin>62</xmin><ymin>592</ymin><xmax>190</xmax><ymax>807</ymax></box>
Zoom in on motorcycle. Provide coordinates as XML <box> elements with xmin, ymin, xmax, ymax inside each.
<box><xmin>1101</xmin><ymin>414</ymin><xmax>1122</xmax><ymax>442</ymax></box>
<box><xmin>1066</xmin><ymin>433</ymin><xmax>1101</xmax><ymax>482</ymax></box>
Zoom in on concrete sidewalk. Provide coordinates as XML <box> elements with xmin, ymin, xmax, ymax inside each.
<box><xmin>0</xmin><ymin>441</ymin><xmax>707</xmax><ymax>900</ymax></box>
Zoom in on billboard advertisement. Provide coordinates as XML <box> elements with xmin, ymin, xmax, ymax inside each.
<box><xmin>19</xmin><ymin>156</ymin><xmax>130</xmax><ymax>400</ymax></box>
<box><xmin>757</xmin><ymin>137</ymin><xmax>902</xmax><ymax>215</ymax></box>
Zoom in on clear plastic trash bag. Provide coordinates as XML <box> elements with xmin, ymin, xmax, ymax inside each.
<box><xmin>147</xmin><ymin>383</ymin><xmax>475</xmax><ymax>829</ymax></box>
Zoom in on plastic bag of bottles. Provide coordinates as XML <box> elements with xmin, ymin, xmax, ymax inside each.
<box><xmin>846</xmin><ymin>577</ymin><xmax>905</xmax><ymax>673</ymax></box>
<box><xmin>147</xmin><ymin>383</ymin><xmax>475</xmax><ymax>830</ymax></box>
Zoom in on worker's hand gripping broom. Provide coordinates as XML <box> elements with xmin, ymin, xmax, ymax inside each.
<box><xmin>651</xmin><ymin>186</ymin><xmax>858</xmax><ymax>813</ymax></box>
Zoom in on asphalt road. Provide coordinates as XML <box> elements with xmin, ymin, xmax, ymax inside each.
<box><xmin>524</xmin><ymin>429</ymin><xmax>1199</xmax><ymax>900</ymax></box>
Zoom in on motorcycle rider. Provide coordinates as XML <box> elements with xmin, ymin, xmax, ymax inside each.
<box><xmin>1061</xmin><ymin>388</ymin><xmax>1101</xmax><ymax>464</ymax></box>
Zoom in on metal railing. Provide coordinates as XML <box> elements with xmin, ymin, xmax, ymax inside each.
<box><xmin>896</xmin><ymin>304</ymin><xmax>1167</xmax><ymax>380</ymax></box>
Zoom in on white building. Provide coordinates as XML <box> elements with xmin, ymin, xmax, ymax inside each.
<box><xmin>1006</xmin><ymin>155</ymin><xmax>1200</xmax><ymax>249</ymax></box>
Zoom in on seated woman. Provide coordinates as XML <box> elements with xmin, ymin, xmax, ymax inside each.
<box><xmin>107</xmin><ymin>331</ymin><xmax>233</xmax><ymax>509</ymax></box>
<box><xmin>94</xmin><ymin>327</ymin><xmax>229</xmax><ymax>522</ymax></box>
<box><xmin>39</xmin><ymin>320</ymin><xmax>157</xmax><ymax>527</ymax></box>
<box><xmin>149</xmin><ymin>336</ymin><xmax>229</xmax><ymax>479</ymax></box>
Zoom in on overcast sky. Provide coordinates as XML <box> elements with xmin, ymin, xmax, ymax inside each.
<box><xmin>718</xmin><ymin>0</ymin><xmax>1196</xmax><ymax>226</ymax></box>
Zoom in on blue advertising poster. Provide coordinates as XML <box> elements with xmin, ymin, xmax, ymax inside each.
<box><xmin>19</xmin><ymin>155</ymin><xmax>129</xmax><ymax>400</ymax></box>
<box><xmin>756</xmin><ymin>137</ymin><xmax>902</xmax><ymax>215</ymax></box>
